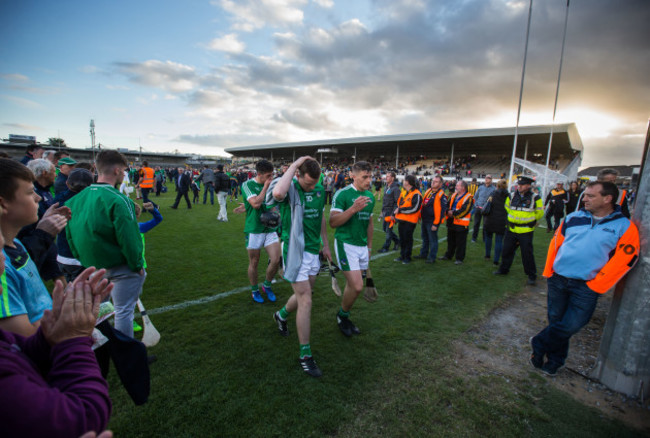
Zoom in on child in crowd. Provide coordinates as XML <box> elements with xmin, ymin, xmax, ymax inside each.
<box><xmin>191</xmin><ymin>178</ymin><xmax>200</xmax><ymax>204</ymax></box>
<box><xmin>0</xmin><ymin>158</ymin><xmax>64</xmax><ymax>336</ymax></box>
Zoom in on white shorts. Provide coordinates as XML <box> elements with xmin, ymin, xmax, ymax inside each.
<box><xmin>246</xmin><ymin>232</ymin><xmax>280</xmax><ymax>250</ymax></box>
<box><xmin>284</xmin><ymin>250</ymin><xmax>321</xmax><ymax>283</ymax></box>
<box><xmin>335</xmin><ymin>239</ymin><xmax>369</xmax><ymax>272</ymax></box>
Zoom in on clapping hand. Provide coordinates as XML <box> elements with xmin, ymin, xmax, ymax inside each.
<box><xmin>41</xmin><ymin>267</ymin><xmax>113</xmax><ymax>345</ymax></box>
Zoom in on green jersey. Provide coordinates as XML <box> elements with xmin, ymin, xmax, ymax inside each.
<box><xmin>274</xmin><ymin>178</ymin><xmax>326</xmax><ymax>255</ymax></box>
<box><xmin>66</xmin><ymin>183</ymin><xmax>143</xmax><ymax>271</ymax></box>
<box><xmin>242</xmin><ymin>178</ymin><xmax>271</xmax><ymax>234</ymax></box>
<box><xmin>331</xmin><ymin>184</ymin><xmax>375</xmax><ymax>246</ymax></box>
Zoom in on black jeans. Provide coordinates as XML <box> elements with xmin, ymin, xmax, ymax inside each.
<box><xmin>173</xmin><ymin>190</ymin><xmax>192</xmax><ymax>208</ymax></box>
<box><xmin>498</xmin><ymin>230</ymin><xmax>536</xmax><ymax>279</ymax></box>
<box><xmin>382</xmin><ymin>218</ymin><xmax>399</xmax><ymax>250</ymax></box>
<box><xmin>546</xmin><ymin>210</ymin><xmax>563</xmax><ymax>231</ymax></box>
<box><xmin>444</xmin><ymin>224</ymin><xmax>468</xmax><ymax>262</ymax></box>
<box><xmin>141</xmin><ymin>187</ymin><xmax>152</xmax><ymax>204</ymax></box>
<box><xmin>398</xmin><ymin>220</ymin><xmax>416</xmax><ymax>261</ymax></box>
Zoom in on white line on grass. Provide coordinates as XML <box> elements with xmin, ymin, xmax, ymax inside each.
<box><xmin>147</xmin><ymin>285</ymin><xmax>253</xmax><ymax>315</ymax></box>
<box><xmin>147</xmin><ymin>236</ymin><xmax>447</xmax><ymax>316</ymax></box>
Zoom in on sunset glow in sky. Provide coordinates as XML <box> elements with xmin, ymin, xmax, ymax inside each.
<box><xmin>1</xmin><ymin>0</ymin><xmax>648</xmax><ymax>167</ymax></box>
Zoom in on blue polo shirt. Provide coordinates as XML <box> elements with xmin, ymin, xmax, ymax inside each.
<box><xmin>0</xmin><ymin>239</ymin><xmax>52</xmax><ymax>323</ymax></box>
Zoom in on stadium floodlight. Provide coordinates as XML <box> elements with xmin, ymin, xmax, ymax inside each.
<box><xmin>90</xmin><ymin>119</ymin><xmax>96</xmax><ymax>163</ymax></box>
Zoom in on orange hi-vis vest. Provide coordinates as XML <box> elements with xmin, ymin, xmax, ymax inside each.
<box><xmin>618</xmin><ymin>189</ymin><xmax>627</xmax><ymax>206</ymax></box>
<box><xmin>423</xmin><ymin>188</ymin><xmax>446</xmax><ymax>225</ymax></box>
<box><xmin>395</xmin><ymin>189</ymin><xmax>422</xmax><ymax>224</ymax></box>
<box><xmin>139</xmin><ymin>167</ymin><xmax>154</xmax><ymax>188</ymax></box>
<box><xmin>448</xmin><ymin>192</ymin><xmax>473</xmax><ymax>227</ymax></box>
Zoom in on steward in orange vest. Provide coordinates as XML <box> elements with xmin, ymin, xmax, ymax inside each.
<box><xmin>440</xmin><ymin>180</ymin><xmax>474</xmax><ymax>264</ymax></box>
<box><xmin>138</xmin><ymin>161</ymin><xmax>156</xmax><ymax>206</ymax></box>
<box><xmin>446</xmin><ymin>192</ymin><xmax>473</xmax><ymax>227</ymax></box>
<box><xmin>139</xmin><ymin>164</ymin><xmax>155</xmax><ymax>189</ymax></box>
<box><xmin>416</xmin><ymin>175</ymin><xmax>448</xmax><ymax>262</ymax></box>
<box><xmin>393</xmin><ymin>175</ymin><xmax>422</xmax><ymax>264</ymax></box>
<box><xmin>395</xmin><ymin>188</ymin><xmax>422</xmax><ymax>223</ymax></box>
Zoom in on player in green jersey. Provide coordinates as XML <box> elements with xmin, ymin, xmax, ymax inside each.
<box><xmin>268</xmin><ymin>156</ymin><xmax>331</xmax><ymax>377</ymax></box>
<box><xmin>329</xmin><ymin>161</ymin><xmax>375</xmax><ymax>336</ymax></box>
<box><xmin>239</xmin><ymin>160</ymin><xmax>281</xmax><ymax>303</ymax></box>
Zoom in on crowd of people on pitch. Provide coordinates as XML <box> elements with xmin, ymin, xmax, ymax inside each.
<box><xmin>225</xmin><ymin>156</ymin><xmax>638</xmax><ymax>380</ymax></box>
<box><xmin>368</xmin><ymin>165</ymin><xmax>638</xmax><ymax>379</ymax></box>
<box><xmin>0</xmin><ymin>144</ymin><xmax>641</xmax><ymax>432</ymax></box>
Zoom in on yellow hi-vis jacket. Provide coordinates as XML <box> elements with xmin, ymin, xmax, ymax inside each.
<box><xmin>505</xmin><ymin>190</ymin><xmax>544</xmax><ymax>233</ymax></box>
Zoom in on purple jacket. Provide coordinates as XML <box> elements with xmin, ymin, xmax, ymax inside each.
<box><xmin>0</xmin><ymin>328</ymin><xmax>111</xmax><ymax>437</ymax></box>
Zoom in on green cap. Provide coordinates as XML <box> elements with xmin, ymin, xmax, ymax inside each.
<box><xmin>58</xmin><ymin>157</ymin><xmax>77</xmax><ymax>166</ymax></box>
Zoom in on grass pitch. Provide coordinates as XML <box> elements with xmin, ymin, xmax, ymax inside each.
<box><xmin>105</xmin><ymin>189</ymin><xmax>643</xmax><ymax>437</ymax></box>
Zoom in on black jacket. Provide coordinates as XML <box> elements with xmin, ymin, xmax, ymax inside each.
<box><xmin>381</xmin><ymin>181</ymin><xmax>401</xmax><ymax>216</ymax></box>
<box><xmin>566</xmin><ymin>189</ymin><xmax>582</xmax><ymax>215</ymax></box>
<box><xmin>176</xmin><ymin>172</ymin><xmax>191</xmax><ymax>193</ymax></box>
<box><xmin>215</xmin><ymin>171</ymin><xmax>230</xmax><ymax>192</ymax></box>
<box><xmin>484</xmin><ymin>188</ymin><xmax>508</xmax><ymax>235</ymax></box>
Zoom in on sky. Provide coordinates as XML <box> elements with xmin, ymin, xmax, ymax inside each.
<box><xmin>1</xmin><ymin>0</ymin><xmax>648</xmax><ymax>168</ymax></box>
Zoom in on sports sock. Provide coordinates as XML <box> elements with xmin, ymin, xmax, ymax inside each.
<box><xmin>278</xmin><ymin>306</ymin><xmax>290</xmax><ymax>320</ymax></box>
<box><xmin>299</xmin><ymin>344</ymin><xmax>312</xmax><ymax>359</ymax></box>
<box><xmin>251</xmin><ymin>285</ymin><xmax>259</xmax><ymax>293</ymax></box>
<box><xmin>263</xmin><ymin>280</ymin><xmax>272</xmax><ymax>288</ymax></box>
<box><xmin>338</xmin><ymin>307</ymin><xmax>350</xmax><ymax>319</ymax></box>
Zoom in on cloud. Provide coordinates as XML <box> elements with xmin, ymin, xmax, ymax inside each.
<box><xmin>0</xmin><ymin>73</ymin><xmax>59</xmax><ymax>95</ymax></box>
<box><xmin>215</xmin><ymin>0</ymin><xmax>307</xmax><ymax>32</ymax></box>
<box><xmin>114</xmin><ymin>60</ymin><xmax>197</xmax><ymax>93</ymax></box>
<box><xmin>1</xmin><ymin>95</ymin><xmax>42</xmax><ymax>109</ymax></box>
<box><xmin>175</xmin><ymin>133</ymin><xmax>279</xmax><ymax>148</ymax></box>
<box><xmin>136</xmin><ymin>93</ymin><xmax>159</xmax><ymax>105</ymax></box>
<box><xmin>208</xmin><ymin>33</ymin><xmax>246</xmax><ymax>53</ymax></box>
<box><xmin>106</xmin><ymin>0</ymin><xmax>647</xmax><ymax>165</ymax></box>
<box><xmin>1</xmin><ymin>73</ymin><xmax>28</xmax><ymax>82</ymax></box>
<box><xmin>79</xmin><ymin>65</ymin><xmax>101</xmax><ymax>74</ymax></box>
<box><xmin>105</xmin><ymin>84</ymin><xmax>130</xmax><ymax>90</ymax></box>
<box><xmin>3</xmin><ymin>122</ymin><xmax>42</xmax><ymax>131</ymax></box>
<box><xmin>272</xmin><ymin>108</ymin><xmax>338</xmax><ymax>131</ymax></box>
<box><xmin>581</xmin><ymin>136</ymin><xmax>644</xmax><ymax>168</ymax></box>
<box><xmin>312</xmin><ymin>0</ymin><xmax>333</xmax><ymax>7</ymax></box>
<box><xmin>8</xmin><ymin>85</ymin><xmax>60</xmax><ymax>95</ymax></box>
<box><xmin>373</xmin><ymin>0</ymin><xmax>427</xmax><ymax>21</ymax></box>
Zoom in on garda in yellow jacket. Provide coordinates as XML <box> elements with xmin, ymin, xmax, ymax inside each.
<box><xmin>505</xmin><ymin>189</ymin><xmax>544</xmax><ymax>233</ymax></box>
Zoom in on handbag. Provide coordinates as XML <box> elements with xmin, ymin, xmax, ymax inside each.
<box><xmin>482</xmin><ymin>196</ymin><xmax>493</xmax><ymax>216</ymax></box>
